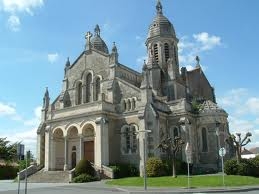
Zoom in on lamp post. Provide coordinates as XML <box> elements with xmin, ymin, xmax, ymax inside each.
<box><xmin>215</xmin><ymin>121</ymin><xmax>220</xmax><ymax>170</ymax></box>
<box><xmin>185</xmin><ymin>142</ymin><xmax>192</xmax><ymax>189</ymax></box>
<box><xmin>138</xmin><ymin>129</ymin><xmax>151</xmax><ymax>191</ymax></box>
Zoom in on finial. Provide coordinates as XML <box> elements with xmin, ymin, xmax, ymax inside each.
<box><xmin>195</xmin><ymin>56</ymin><xmax>201</xmax><ymax>68</ymax></box>
<box><xmin>66</xmin><ymin>57</ymin><xmax>70</xmax><ymax>67</ymax></box>
<box><xmin>112</xmin><ymin>42</ymin><xmax>118</xmax><ymax>53</ymax></box>
<box><xmin>156</xmin><ymin>0</ymin><xmax>163</xmax><ymax>14</ymax></box>
<box><xmin>142</xmin><ymin>60</ymin><xmax>147</xmax><ymax>71</ymax></box>
<box><xmin>94</xmin><ymin>24</ymin><xmax>100</xmax><ymax>37</ymax></box>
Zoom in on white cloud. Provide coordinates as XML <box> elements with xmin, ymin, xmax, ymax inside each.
<box><xmin>218</xmin><ymin>88</ymin><xmax>248</xmax><ymax>107</ymax></box>
<box><xmin>0</xmin><ymin>102</ymin><xmax>16</xmax><ymax>116</ymax></box>
<box><xmin>0</xmin><ymin>0</ymin><xmax>44</xmax><ymax>31</ymax></box>
<box><xmin>7</xmin><ymin>14</ymin><xmax>20</xmax><ymax>31</ymax></box>
<box><xmin>1</xmin><ymin>0</ymin><xmax>44</xmax><ymax>14</ymax></box>
<box><xmin>193</xmin><ymin>32</ymin><xmax>221</xmax><ymax>51</ymax></box>
<box><xmin>245</xmin><ymin>97</ymin><xmax>259</xmax><ymax>114</ymax></box>
<box><xmin>1</xmin><ymin>105</ymin><xmax>41</xmax><ymax>156</ymax></box>
<box><xmin>47</xmin><ymin>53</ymin><xmax>59</xmax><ymax>63</ymax></box>
<box><xmin>178</xmin><ymin>32</ymin><xmax>222</xmax><ymax>68</ymax></box>
<box><xmin>23</xmin><ymin>106</ymin><xmax>41</xmax><ymax>126</ymax></box>
<box><xmin>218</xmin><ymin>88</ymin><xmax>259</xmax><ymax>148</ymax></box>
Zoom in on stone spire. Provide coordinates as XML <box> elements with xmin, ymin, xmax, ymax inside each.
<box><xmin>112</xmin><ymin>42</ymin><xmax>118</xmax><ymax>53</ymax></box>
<box><xmin>64</xmin><ymin>57</ymin><xmax>70</xmax><ymax>76</ymax></box>
<box><xmin>156</xmin><ymin>0</ymin><xmax>163</xmax><ymax>14</ymax></box>
<box><xmin>111</xmin><ymin>42</ymin><xmax>118</xmax><ymax>64</ymax></box>
<box><xmin>43</xmin><ymin>87</ymin><xmax>50</xmax><ymax>109</ymax></box>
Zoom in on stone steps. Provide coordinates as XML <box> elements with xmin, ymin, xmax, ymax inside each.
<box><xmin>26</xmin><ymin>170</ymin><xmax>69</xmax><ymax>183</ymax></box>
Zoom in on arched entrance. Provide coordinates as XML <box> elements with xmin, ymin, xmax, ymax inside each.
<box><xmin>67</xmin><ymin>126</ymin><xmax>79</xmax><ymax>169</ymax></box>
<box><xmin>71</xmin><ymin>146</ymin><xmax>77</xmax><ymax>169</ymax></box>
<box><xmin>82</xmin><ymin>124</ymin><xmax>95</xmax><ymax>162</ymax></box>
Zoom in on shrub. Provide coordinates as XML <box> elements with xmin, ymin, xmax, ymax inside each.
<box><xmin>0</xmin><ymin>165</ymin><xmax>18</xmax><ymax>180</ymax></box>
<box><xmin>224</xmin><ymin>158</ymin><xmax>238</xmax><ymax>175</ymax></box>
<box><xmin>251</xmin><ymin>157</ymin><xmax>259</xmax><ymax>177</ymax></box>
<box><xmin>72</xmin><ymin>173</ymin><xmax>98</xmax><ymax>183</ymax></box>
<box><xmin>74</xmin><ymin>159</ymin><xmax>95</xmax><ymax>177</ymax></box>
<box><xmin>146</xmin><ymin>157</ymin><xmax>165</xmax><ymax>177</ymax></box>
<box><xmin>109</xmin><ymin>163</ymin><xmax>139</xmax><ymax>178</ymax></box>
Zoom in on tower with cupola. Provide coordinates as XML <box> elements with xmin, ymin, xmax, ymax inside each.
<box><xmin>144</xmin><ymin>0</ymin><xmax>181</xmax><ymax>100</ymax></box>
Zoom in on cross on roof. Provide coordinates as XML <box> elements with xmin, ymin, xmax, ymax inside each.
<box><xmin>85</xmin><ymin>31</ymin><xmax>93</xmax><ymax>50</ymax></box>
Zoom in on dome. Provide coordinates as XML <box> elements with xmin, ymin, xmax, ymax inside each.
<box><xmin>199</xmin><ymin>100</ymin><xmax>226</xmax><ymax>114</ymax></box>
<box><xmin>91</xmin><ymin>25</ymin><xmax>109</xmax><ymax>54</ymax></box>
<box><xmin>147</xmin><ymin>1</ymin><xmax>176</xmax><ymax>40</ymax></box>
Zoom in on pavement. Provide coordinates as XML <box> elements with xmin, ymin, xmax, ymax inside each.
<box><xmin>0</xmin><ymin>180</ymin><xmax>259</xmax><ymax>194</ymax></box>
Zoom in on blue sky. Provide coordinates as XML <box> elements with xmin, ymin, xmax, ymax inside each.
<box><xmin>0</xmin><ymin>0</ymin><xmax>259</xmax><ymax>156</ymax></box>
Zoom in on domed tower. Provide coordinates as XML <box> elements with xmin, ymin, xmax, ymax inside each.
<box><xmin>145</xmin><ymin>0</ymin><xmax>180</xmax><ymax>99</ymax></box>
<box><xmin>91</xmin><ymin>24</ymin><xmax>109</xmax><ymax>54</ymax></box>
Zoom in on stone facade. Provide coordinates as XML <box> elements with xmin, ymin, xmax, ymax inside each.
<box><xmin>37</xmin><ymin>1</ymin><xmax>232</xmax><ymax>175</ymax></box>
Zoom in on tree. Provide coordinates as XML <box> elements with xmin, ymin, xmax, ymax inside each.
<box><xmin>0</xmin><ymin>137</ymin><xmax>18</xmax><ymax>161</ymax></box>
<box><xmin>157</xmin><ymin>135</ymin><xmax>185</xmax><ymax>178</ymax></box>
<box><xmin>226</xmin><ymin>132</ymin><xmax>252</xmax><ymax>164</ymax></box>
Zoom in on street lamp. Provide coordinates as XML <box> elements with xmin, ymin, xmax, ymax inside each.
<box><xmin>215</xmin><ymin>121</ymin><xmax>221</xmax><ymax>170</ymax></box>
<box><xmin>185</xmin><ymin>142</ymin><xmax>192</xmax><ymax>189</ymax></box>
<box><xmin>138</xmin><ymin>129</ymin><xmax>151</xmax><ymax>191</ymax></box>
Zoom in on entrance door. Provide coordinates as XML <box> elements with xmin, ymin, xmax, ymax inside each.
<box><xmin>84</xmin><ymin>141</ymin><xmax>94</xmax><ymax>162</ymax></box>
<box><xmin>71</xmin><ymin>152</ymin><xmax>76</xmax><ymax>169</ymax></box>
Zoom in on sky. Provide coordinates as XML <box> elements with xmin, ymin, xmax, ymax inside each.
<box><xmin>0</xmin><ymin>0</ymin><xmax>259</xmax><ymax>156</ymax></box>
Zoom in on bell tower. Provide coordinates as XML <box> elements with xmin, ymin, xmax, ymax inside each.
<box><xmin>144</xmin><ymin>0</ymin><xmax>180</xmax><ymax>99</ymax></box>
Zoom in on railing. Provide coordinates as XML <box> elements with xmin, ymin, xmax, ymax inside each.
<box><xmin>68</xmin><ymin>168</ymin><xmax>75</xmax><ymax>183</ymax></box>
<box><xmin>18</xmin><ymin>164</ymin><xmax>37</xmax><ymax>180</ymax></box>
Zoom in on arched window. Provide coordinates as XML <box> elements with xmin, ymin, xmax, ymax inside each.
<box><xmin>131</xmin><ymin>126</ymin><xmax>137</xmax><ymax>153</ymax></box>
<box><xmin>127</xmin><ymin>99</ymin><xmax>131</xmax><ymax>111</ymax></box>
<box><xmin>125</xmin><ymin>127</ymin><xmax>131</xmax><ymax>153</ymax></box>
<box><xmin>173</xmin><ymin>127</ymin><xmax>179</xmax><ymax>138</ymax></box>
<box><xmin>95</xmin><ymin>77</ymin><xmax>100</xmax><ymax>101</ymax></box>
<box><xmin>77</xmin><ymin>82</ymin><xmax>82</xmax><ymax>105</ymax></box>
<box><xmin>132</xmin><ymin>98</ymin><xmax>136</xmax><ymax>110</ymax></box>
<box><xmin>123</xmin><ymin>100</ymin><xmax>127</xmax><ymax>111</ymax></box>
<box><xmin>202</xmin><ymin>128</ymin><xmax>208</xmax><ymax>152</ymax></box>
<box><xmin>154</xmin><ymin>44</ymin><xmax>159</xmax><ymax>63</ymax></box>
<box><xmin>86</xmin><ymin>74</ymin><xmax>92</xmax><ymax>103</ymax></box>
<box><xmin>63</xmin><ymin>91</ymin><xmax>71</xmax><ymax>108</ymax></box>
<box><xmin>121</xmin><ymin>124</ymin><xmax>138</xmax><ymax>154</ymax></box>
<box><xmin>164</xmin><ymin>43</ymin><xmax>170</xmax><ymax>62</ymax></box>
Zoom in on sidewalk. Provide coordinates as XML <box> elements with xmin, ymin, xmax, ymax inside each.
<box><xmin>119</xmin><ymin>185</ymin><xmax>259</xmax><ymax>193</ymax></box>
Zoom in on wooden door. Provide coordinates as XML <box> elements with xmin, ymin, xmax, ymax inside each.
<box><xmin>71</xmin><ymin>152</ymin><xmax>76</xmax><ymax>169</ymax></box>
<box><xmin>84</xmin><ymin>141</ymin><xmax>94</xmax><ymax>162</ymax></box>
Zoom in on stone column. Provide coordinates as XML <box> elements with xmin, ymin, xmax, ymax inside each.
<box><xmin>44</xmin><ymin>126</ymin><xmax>51</xmax><ymax>171</ymax></box>
<box><xmin>64</xmin><ymin>137</ymin><xmax>68</xmax><ymax>171</ymax></box>
<box><xmin>95</xmin><ymin>117</ymin><xmax>109</xmax><ymax>167</ymax></box>
<box><xmin>79</xmin><ymin>135</ymin><xmax>83</xmax><ymax>160</ymax></box>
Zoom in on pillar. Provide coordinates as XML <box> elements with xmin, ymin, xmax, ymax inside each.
<box><xmin>79</xmin><ymin>135</ymin><xmax>83</xmax><ymax>160</ymax></box>
<box><xmin>95</xmin><ymin>117</ymin><xmax>109</xmax><ymax>167</ymax></box>
<box><xmin>64</xmin><ymin>137</ymin><xmax>68</xmax><ymax>171</ymax></box>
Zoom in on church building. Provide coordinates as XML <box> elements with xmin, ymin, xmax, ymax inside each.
<box><xmin>37</xmin><ymin>1</ymin><xmax>231</xmax><ymax>176</ymax></box>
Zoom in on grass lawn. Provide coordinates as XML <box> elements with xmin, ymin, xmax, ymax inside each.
<box><xmin>106</xmin><ymin>175</ymin><xmax>259</xmax><ymax>187</ymax></box>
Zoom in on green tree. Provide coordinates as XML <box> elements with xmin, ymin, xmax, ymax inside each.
<box><xmin>0</xmin><ymin>137</ymin><xmax>18</xmax><ymax>161</ymax></box>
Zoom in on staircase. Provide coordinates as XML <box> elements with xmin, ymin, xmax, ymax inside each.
<box><xmin>26</xmin><ymin>169</ymin><xmax>70</xmax><ymax>183</ymax></box>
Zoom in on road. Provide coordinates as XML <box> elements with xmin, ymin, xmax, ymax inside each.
<box><xmin>1</xmin><ymin>181</ymin><xmax>259</xmax><ymax>194</ymax></box>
